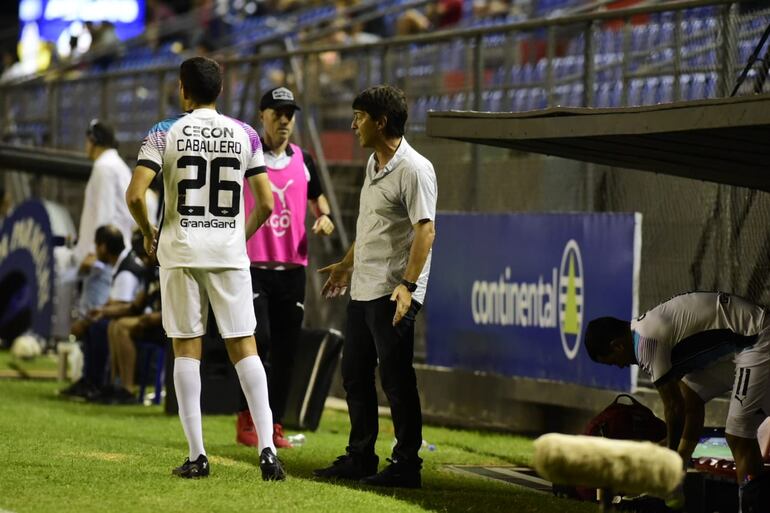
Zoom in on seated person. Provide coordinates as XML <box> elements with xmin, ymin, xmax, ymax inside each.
<box><xmin>103</xmin><ymin>238</ymin><xmax>163</xmax><ymax>404</ymax></box>
<box><xmin>70</xmin><ymin>225</ymin><xmax>125</xmax><ymax>340</ymax></box>
<box><xmin>585</xmin><ymin>291</ymin><xmax>770</xmax><ymax>512</ymax></box>
<box><xmin>61</xmin><ymin>227</ymin><xmax>147</xmax><ymax>398</ymax></box>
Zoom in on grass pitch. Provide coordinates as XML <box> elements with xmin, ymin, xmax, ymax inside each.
<box><xmin>0</xmin><ymin>370</ymin><xmax>596</xmax><ymax>513</ymax></box>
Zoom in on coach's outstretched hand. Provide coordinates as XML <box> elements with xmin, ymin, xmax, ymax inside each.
<box><xmin>318</xmin><ymin>261</ymin><xmax>351</xmax><ymax>299</ymax></box>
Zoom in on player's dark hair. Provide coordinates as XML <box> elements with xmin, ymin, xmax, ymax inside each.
<box><xmin>352</xmin><ymin>85</ymin><xmax>408</xmax><ymax>138</ymax></box>
<box><xmin>179</xmin><ymin>56</ymin><xmax>222</xmax><ymax>105</ymax></box>
<box><xmin>94</xmin><ymin>225</ymin><xmax>125</xmax><ymax>257</ymax></box>
<box><xmin>584</xmin><ymin>317</ymin><xmax>630</xmax><ymax>362</ymax></box>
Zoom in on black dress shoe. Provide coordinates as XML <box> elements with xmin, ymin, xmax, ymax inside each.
<box><xmin>313</xmin><ymin>453</ymin><xmax>379</xmax><ymax>480</ymax></box>
<box><xmin>360</xmin><ymin>458</ymin><xmax>421</xmax><ymax>488</ymax></box>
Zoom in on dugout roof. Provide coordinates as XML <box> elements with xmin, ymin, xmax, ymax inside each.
<box><xmin>425</xmin><ymin>94</ymin><xmax>770</xmax><ymax>192</ymax></box>
<box><xmin>0</xmin><ymin>144</ymin><xmax>91</xmax><ymax>180</ymax></box>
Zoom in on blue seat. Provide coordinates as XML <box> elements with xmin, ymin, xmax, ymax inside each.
<box><xmin>567</xmin><ymin>84</ymin><xmax>583</xmax><ymax>107</ymax></box>
<box><xmin>628</xmin><ymin>78</ymin><xmax>645</xmax><ymax>106</ymax></box>
<box><xmin>641</xmin><ymin>77</ymin><xmax>660</xmax><ymax>105</ymax></box>
<box><xmin>659</xmin><ymin>76</ymin><xmax>674</xmax><ymax>103</ymax></box>
<box><xmin>136</xmin><ymin>341</ymin><xmax>166</xmax><ymax>405</ymax></box>
<box><xmin>689</xmin><ymin>73</ymin><xmax>707</xmax><ymax>100</ymax></box>
<box><xmin>596</xmin><ymin>82</ymin><xmax>612</xmax><ymax>108</ymax></box>
<box><xmin>512</xmin><ymin>89</ymin><xmax>528</xmax><ymax>112</ymax></box>
<box><xmin>529</xmin><ymin>88</ymin><xmax>547</xmax><ymax>110</ymax></box>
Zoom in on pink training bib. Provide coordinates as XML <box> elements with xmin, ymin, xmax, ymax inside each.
<box><xmin>244</xmin><ymin>143</ymin><xmax>309</xmax><ymax>266</ymax></box>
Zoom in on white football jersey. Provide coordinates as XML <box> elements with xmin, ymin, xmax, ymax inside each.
<box><xmin>632</xmin><ymin>291</ymin><xmax>768</xmax><ymax>386</ymax></box>
<box><xmin>137</xmin><ymin>108</ymin><xmax>266</xmax><ymax>269</ymax></box>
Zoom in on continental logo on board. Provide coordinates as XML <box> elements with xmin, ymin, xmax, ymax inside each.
<box><xmin>470</xmin><ymin>240</ymin><xmax>584</xmax><ymax>360</ymax></box>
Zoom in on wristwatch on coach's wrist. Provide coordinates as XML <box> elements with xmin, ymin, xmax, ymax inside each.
<box><xmin>400</xmin><ymin>278</ymin><xmax>417</xmax><ymax>293</ymax></box>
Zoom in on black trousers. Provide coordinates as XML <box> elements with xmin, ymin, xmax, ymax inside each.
<box><xmin>343</xmin><ymin>295</ymin><xmax>423</xmax><ymax>465</ymax></box>
<box><xmin>238</xmin><ymin>267</ymin><xmax>305</xmax><ymax>424</ymax></box>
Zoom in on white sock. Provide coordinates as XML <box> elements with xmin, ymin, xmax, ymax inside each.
<box><xmin>234</xmin><ymin>355</ymin><xmax>276</xmax><ymax>454</ymax></box>
<box><xmin>173</xmin><ymin>357</ymin><xmax>206</xmax><ymax>460</ymax></box>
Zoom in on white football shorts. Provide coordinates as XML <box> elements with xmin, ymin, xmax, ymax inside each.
<box><xmin>160</xmin><ymin>267</ymin><xmax>256</xmax><ymax>339</ymax></box>
<box><xmin>726</xmin><ymin>356</ymin><xmax>770</xmax><ymax>439</ymax></box>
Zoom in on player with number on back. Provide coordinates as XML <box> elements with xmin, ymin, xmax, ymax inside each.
<box><xmin>125</xmin><ymin>56</ymin><xmax>285</xmax><ymax>481</ymax></box>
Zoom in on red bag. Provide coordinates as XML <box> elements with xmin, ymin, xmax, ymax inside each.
<box><xmin>553</xmin><ymin>394</ymin><xmax>667</xmax><ymax>502</ymax></box>
<box><xmin>584</xmin><ymin>394</ymin><xmax>666</xmax><ymax>441</ymax></box>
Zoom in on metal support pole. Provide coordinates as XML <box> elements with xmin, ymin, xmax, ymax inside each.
<box><xmin>285</xmin><ymin>37</ymin><xmax>349</xmax><ymax>250</ymax></box>
<box><xmin>717</xmin><ymin>3</ymin><xmax>736</xmax><ymax>97</ymax></box>
<box><xmin>583</xmin><ymin>21</ymin><xmax>595</xmax><ymax>107</ymax></box>
<box><xmin>157</xmin><ymin>70</ymin><xmax>167</xmax><ymax>121</ymax></box>
<box><xmin>673</xmin><ymin>10</ymin><xmax>683</xmax><ymax>101</ymax></box>
<box><xmin>470</xmin><ymin>34</ymin><xmax>483</xmax><ymax>211</ymax></box>
<box><xmin>48</xmin><ymin>82</ymin><xmax>59</xmax><ymax>148</ymax></box>
<box><xmin>547</xmin><ymin>26</ymin><xmax>556</xmax><ymax>107</ymax></box>
<box><xmin>621</xmin><ymin>17</ymin><xmax>632</xmax><ymax>106</ymax></box>
<box><xmin>473</xmin><ymin>34</ymin><xmax>483</xmax><ymax>111</ymax></box>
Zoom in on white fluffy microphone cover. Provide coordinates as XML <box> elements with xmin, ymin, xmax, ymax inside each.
<box><xmin>533</xmin><ymin>433</ymin><xmax>683</xmax><ymax>496</ymax></box>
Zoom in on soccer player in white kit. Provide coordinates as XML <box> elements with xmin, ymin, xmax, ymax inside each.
<box><xmin>585</xmin><ymin>291</ymin><xmax>770</xmax><ymax>510</ymax></box>
<box><xmin>126</xmin><ymin>56</ymin><xmax>285</xmax><ymax>480</ymax></box>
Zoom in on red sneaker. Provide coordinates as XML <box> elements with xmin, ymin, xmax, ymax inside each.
<box><xmin>273</xmin><ymin>423</ymin><xmax>293</xmax><ymax>449</ymax></box>
<box><xmin>236</xmin><ymin>410</ymin><xmax>259</xmax><ymax>447</ymax></box>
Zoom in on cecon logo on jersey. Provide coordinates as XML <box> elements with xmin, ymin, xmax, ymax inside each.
<box><xmin>558</xmin><ymin>240</ymin><xmax>583</xmax><ymax>360</ymax></box>
<box><xmin>470</xmin><ymin>239</ymin><xmax>584</xmax><ymax>360</ymax></box>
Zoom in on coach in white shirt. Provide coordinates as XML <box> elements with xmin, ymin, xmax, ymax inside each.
<box><xmin>74</xmin><ymin>120</ymin><xmax>140</xmax><ymax>264</ymax></box>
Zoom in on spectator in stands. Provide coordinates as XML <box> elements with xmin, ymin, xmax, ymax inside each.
<box><xmin>146</xmin><ymin>0</ymin><xmax>177</xmax><ymax>49</ymax></box>
<box><xmin>235</xmin><ymin>87</ymin><xmax>334</xmax><ymax>449</ymax></box>
<box><xmin>192</xmin><ymin>0</ymin><xmax>227</xmax><ymax>51</ymax></box>
<box><xmin>314</xmin><ymin>86</ymin><xmax>437</xmax><ymax>488</ymax></box>
<box><xmin>396</xmin><ymin>0</ymin><xmax>463</xmax><ymax>36</ymax></box>
<box><xmin>86</xmin><ymin>21</ymin><xmax>120</xmax><ymax>71</ymax></box>
<box><xmin>61</xmin><ymin>225</ymin><xmax>147</xmax><ymax>400</ymax></box>
<box><xmin>74</xmin><ymin>120</ymin><xmax>134</xmax><ymax>265</ymax></box>
<box><xmin>585</xmin><ymin>291</ymin><xmax>770</xmax><ymax>512</ymax></box>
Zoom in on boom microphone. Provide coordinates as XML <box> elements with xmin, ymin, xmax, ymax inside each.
<box><xmin>533</xmin><ymin>434</ymin><xmax>683</xmax><ymax>498</ymax></box>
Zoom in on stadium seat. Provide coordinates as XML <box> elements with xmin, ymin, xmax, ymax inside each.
<box><xmin>529</xmin><ymin>88</ymin><xmax>547</xmax><ymax>110</ymax></box>
<box><xmin>510</xmin><ymin>88</ymin><xmax>526</xmax><ymax>112</ymax></box>
<box><xmin>137</xmin><ymin>340</ymin><xmax>166</xmax><ymax>405</ymax></box>
<box><xmin>628</xmin><ymin>78</ymin><xmax>645</xmax><ymax>106</ymax></box>
<box><xmin>641</xmin><ymin>77</ymin><xmax>661</xmax><ymax>105</ymax></box>
<box><xmin>596</xmin><ymin>82</ymin><xmax>612</xmax><ymax>108</ymax></box>
<box><xmin>659</xmin><ymin>76</ymin><xmax>674</xmax><ymax>103</ymax></box>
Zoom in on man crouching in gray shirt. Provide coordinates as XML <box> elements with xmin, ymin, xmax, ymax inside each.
<box><xmin>313</xmin><ymin>85</ymin><xmax>437</xmax><ymax>488</ymax></box>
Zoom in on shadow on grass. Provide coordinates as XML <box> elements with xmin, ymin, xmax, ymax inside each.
<box><xmin>214</xmin><ymin>445</ymin><xmax>593</xmax><ymax>513</ymax></box>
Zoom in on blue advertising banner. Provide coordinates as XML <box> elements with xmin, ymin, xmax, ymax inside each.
<box><xmin>20</xmin><ymin>0</ymin><xmax>146</xmax><ymax>42</ymax></box>
<box><xmin>426</xmin><ymin>212</ymin><xmax>641</xmax><ymax>391</ymax></box>
<box><xmin>0</xmin><ymin>200</ymin><xmax>55</xmax><ymax>340</ymax></box>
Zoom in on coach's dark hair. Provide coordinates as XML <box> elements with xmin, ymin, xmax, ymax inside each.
<box><xmin>179</xmin><ymin>56</ymin><xmax>222</xmax><ymax>105</ymax></box>
<box><xmin>584</xmin><ymin>317</ymin><xmax>630</xmax><ymax>362</ymax></box>
<box><xmin>94</xmin><ymin>225</ymin><xmax>125</xmax><ymax>257</ymax></box>
<box><xmin>86</xmin><ymin>119</ymin><xmax>117</xmax><ymax>149</ymax></box>
<box><xmin>352</xmin><ymin>85</ymin><xmax>408</xmax><ymax>138</ymax></box>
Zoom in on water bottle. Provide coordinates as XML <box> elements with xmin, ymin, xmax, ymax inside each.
<box><xmin>287</xmin><ymin>434</ymin><xmax>306</xmax><ymax>446</ymax></box>
<box><xmin>420</xmin><ymin>439</ymin><xmax>436</xmax><ymax>452</ymax></box>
